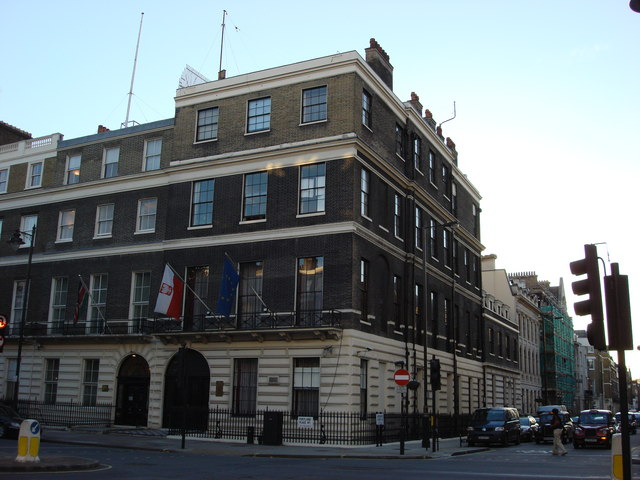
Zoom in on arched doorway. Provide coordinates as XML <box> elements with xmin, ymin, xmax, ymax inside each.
<box><xmin>162</xmin><ymin>347</ymin><xmax>210</xmax><ymax>431</ymax></box>
<box><xmin>115</xmin><ymin>354</ymin><xmax>150</xmax><ymax>426</ymax></box>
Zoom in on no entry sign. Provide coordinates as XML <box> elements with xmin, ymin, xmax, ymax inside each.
<box><xmin>394</xmin><ymin>369</ymin><xmax>410</xmax><ymax>386</ymax></box>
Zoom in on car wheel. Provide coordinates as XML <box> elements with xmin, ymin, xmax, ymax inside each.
<box><xmin>502</xmin><ymin>433</ymin><xmax>508</xmax><ymax>447</ymax></box>
<box><xmin>515</xmin><ymin>432</ymin><xmax>521</xmax><ymax>445</ymax></box>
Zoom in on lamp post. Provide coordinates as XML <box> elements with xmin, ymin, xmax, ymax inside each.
<box><xmin>422</xmin><ymin>219</ymin><xmax>459</xmax><ymax>450</ymax></box>
<box><xmin>7</xmin><ymin>225</ymin><xmax>36</xmax><ymax>408</ymax></box>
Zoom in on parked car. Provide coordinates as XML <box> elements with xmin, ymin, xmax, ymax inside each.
<box><xmin>573</xmin><ymin>409</ymin><xmax>614</xmax><ymax>449</ymax></box>
<box><xmin>519</xmin><ymin>415</ymin><xmax>539</xmax><ymax>442</ymax></box>
<box><xmin>535</xmin><ymin>409</ymin><xmax>573</xmax><ymax>444</ymax></box>
<box><xmin>0</xmin><ymin>403</ymin><xmax>23</xmax><ymax>438</ymax></box>
<box><xmin>467</xmin><ymin>407</ymin><xmax>521</xmax><ymax>446</ymax></box>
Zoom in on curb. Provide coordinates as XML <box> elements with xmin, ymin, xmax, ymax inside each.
<box><xmin>0</xmin><ymin>456</ymin><xmax>102</xmax><ymax>473</ymax></box>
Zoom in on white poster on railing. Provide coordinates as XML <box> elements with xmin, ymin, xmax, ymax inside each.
<box><xmin>297</xmin><ymin>416</ymin><xmax>314</xmax><ymax>429</ymax></box>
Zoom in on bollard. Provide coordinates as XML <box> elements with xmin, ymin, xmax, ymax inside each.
<box><xmin>611</xmin><ymin>433</ymin><xmax>622</xmax><ymax>480</ymax></box>
<box><xmin>16</xmin><ymin>419</ymin><xmax>41</xmax><ymax>463</ymax></box>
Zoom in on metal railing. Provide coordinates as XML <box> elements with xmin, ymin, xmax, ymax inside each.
<box><xmin>16</xmin><ymin>399</ymin><xmax>114</xmax><ymax>428</ymax></box>
<box><xmin>11</xmin><ymin>398</ymin><xmax>469</xmax><ymax>445</ymax></box>
<box><xmin>10</xmin><ymin>310</ymin><xmax>342</xmax><ymax>338</ymax></box>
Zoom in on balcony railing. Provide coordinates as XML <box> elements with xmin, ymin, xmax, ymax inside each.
<box><xmin>10</xmin><ymin>309</ymin><xmax>342</xmax><ymax>338</ymax></box>
<box><xmin>0</xmin><ymin>133</ymin><xmax>62</xmax><ymax>157</ymax></box>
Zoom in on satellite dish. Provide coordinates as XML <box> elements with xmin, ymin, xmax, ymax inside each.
<box><xmin>178</xmin><ymin>65</ymin><xmax>210</xmax><ymax>88</ymax></box>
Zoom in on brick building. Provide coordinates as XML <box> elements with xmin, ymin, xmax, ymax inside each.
<box><xmin>0</xmin><ymin>40</ymin><xmax>484</xmax><ymax>429</ymax></box>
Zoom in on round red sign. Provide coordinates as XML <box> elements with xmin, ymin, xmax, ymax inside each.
<box><xmin>394</xmin><ymin>369</ymin><xmax>410</xmax><ymax>386</ymax></box>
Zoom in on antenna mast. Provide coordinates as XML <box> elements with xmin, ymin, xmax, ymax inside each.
<box><xmin>218</xmin><ymin>10</ymin><xmax>227</xmax><ymax>79</ymax></box>
<box><xmin>122</xmin><ymin>12</ymin><xmax>144</xmax><ymax>129</ymax></box>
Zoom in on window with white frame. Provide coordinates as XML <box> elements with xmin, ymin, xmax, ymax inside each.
<box><xmin>88</xmin><ymin>274</ymin><xmax>108</xmax><ymax>333</ymax></box>
<box><xmin>50</xmin><ymin>276</ymin><xmax>68</xmax><ymax>333</ymax></box>
<box><xmin>428</xmin><ymin>150</ymin><xmax>436</xmax><ymax>185</ymax></box>
<box><xmin>196</xmin><ymin>107</ymin><xmax>219</xmax><ymax>142</ymax></box>
<box><xmin>82</xmin><ymin>359</ymin><xmax>100</xmax><ymax>406</ymax></box>
<box><xmin>362</xmin><ymin>90</ymin><xmax>372</xmax><ymax>128</ymax></box>
<box><xmin>242</xmin><ymin>172</ymin><xmax>267</xmax><ymax>221</ymax></box>
<box><xmin>360</xmin><ymin>168</ymin><xmax>370</xmax><ymax>218</ymax></box>
<box><xmin>393</xmin><ymin>194</ymin><xmax>401</xmax><ymax>238</ymax></box>
<box><xmin>137</xmin><ymin>198</ymin><xmax>157</xmax><ymax>233</ymax></box>
<box><xmin>413</xmin><ymin>136</ymin><xmax>422</xmax><ymax>171</ymax></box>
<box><xmin>0</xmin><ymin>168</ymin><xmax>9</xmax><ymax>193</ymax></box>
<box><xmin>232</xmin><ymin>358</ymin><xmax>258</xmax><ymax>416</ymax></box>
<box><xmin>0</xmin><ymin>218</ymin><xmax>3</xmax><ymax>237</ymax></box>
<box><xmin>27</xmin><ymin>162</ymin><xmax>42</xmax><ymax>188</ymax></box>
<box><xmin>395</xmin><ymin>124</ymin><xmax>405</xmax><ymax>158</ymax></box>
<box><xmin>44</xmin><ymin>358</ymin><xmax>60</xmax><ymax>404</ymax></box>
<box><xmin>95</xmin><ymin>204</ymin><xmax>114</xmax><ymax>237</ymax></box>
<box><xmin>103</xmin><ymin>147</ymin><xmax>119</xmax><ymax>178</ymax></box>
<box><xmin>11</xmin><ymin>280</ymin><xmax>26</xmax><ymax>335</ymax></box>
<box><xmin>238</xmin><ymin>261</ymin><xmax>264</xmax><ymax>319</ymax></box>
<box><xmin>66</xmin><ymin>154</ymin><xmax>81</xmax><ymax>184</ymax></box>
<box><xmin>131</xmin><ymin>271</ymin><xmax>151</xmax><ymax>321</ymax></box>
<box><xmin>19</xmin><ymin>214</ymin><xmax>37</xmax><ymax>248</ymax></box>
<box><xmin>415</xmin><ymin>207</ymin><xmax>422</xmax><ymax>249</ymax></box>
<box><xmin>292</xmin><ymin>357</ymin><xmax>320</xmax><ymax>418</ymax></box>
<box><xmin>301</xmin><ymin>86</ymin><xmax>327</xmax><ymax>123</ymax></box>
<box><xmin>296</xmin><ymin>256</ymin><xmax>323</xmax><ymax>325</ymax></box>
<box><xmin>299</xmin><ymin>163</ymin><xmax>325</xmax><ymax>214</ymax></box>
<box><xmin>429</xmin><ymin>219</ymin><xmax>437</xmax><ymax>258</ymax></box>
<box><xmin>57</xmin><ymin>209</ymin><xmax>75</xmax><ymax>242</ymax></box>
<box><xmin>144</xmin><ymin>139</ymin><xmax>162</xmax><ymax>171</ymax></box>
<box><xmin>5</xmin><ymin>359</ymin><xmax>17</xmax><ymax>402</ymax></box>
<box><xmin>191</xmin><ymin>179</ymin><xmax>214</xmax><ymax>227</ymax></box>
<box><xmin>247</xmin><ymin>97</ymin><xmax>271</xmax><ymax>133</ymax></box>
<box><xmin>360</xmin><ymin>359</ymin><xmax>368</xmax><ymax>418</ymax></box>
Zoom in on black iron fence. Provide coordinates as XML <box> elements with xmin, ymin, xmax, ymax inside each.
<box><xmin>16</xmin><ymin>399</ymin><xmax>114</xmax><ymax>428</ymax></box>
<box><xmin>165</xmin><ymin>407</ymin><xmax>470</xmax><ymax>445</ymax></box>
<box><xmin>12</xmin><ymin>399</ymin><xmax>469</xmax><ymax>445</ymax></box>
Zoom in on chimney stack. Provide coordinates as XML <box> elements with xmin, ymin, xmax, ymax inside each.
<box><xmin>365</xmin><ymin>38</ymin><xmax>393</xmax><ymax>89</ymax></box>
<box><xmin>97</xmin><ymin>125</ymin><xmax>110</xmax><ymax>133</ymax></box>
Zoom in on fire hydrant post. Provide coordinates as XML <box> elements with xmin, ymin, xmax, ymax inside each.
<box><xmin>16</xmin><ymin>419</ymin><xmax>41</xmax><ymax>463</ymax></box>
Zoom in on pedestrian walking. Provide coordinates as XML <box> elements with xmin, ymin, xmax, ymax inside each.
<box><xmin>551</xmin><ymin>408</ymin><xmax>567</xmax><ymax>456</ymax></box>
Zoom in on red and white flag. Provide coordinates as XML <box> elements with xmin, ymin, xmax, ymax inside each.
<box><xmin>154</xmin><ymin>264</ymin><xmax>184</xmax><ymax>320</ymax></box>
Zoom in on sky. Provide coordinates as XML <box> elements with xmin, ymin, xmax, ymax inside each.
<box><xmin>2</xmin><ymin>1</ymin><xmax>639</xmax><ymax>375</ymax></box>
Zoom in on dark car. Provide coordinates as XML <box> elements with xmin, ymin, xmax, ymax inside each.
<box><xmin>467</xmin><ymin>407</ymin><xmax>521</xmax><ymax>446</ymax></box>
<box><xmin>519</xmin><ymin>415</ymin><xmax>539</xmax><ymax>442</ymax></box>
<box><xmin>614</xmin><ymin>412</ymin><xmax>637</xmax><ymax>434</ymax></box>
<box><xmin>535</xmin><ymin>410</ymin><xmax>573</xmax><ymax>444</ymax></box>
<box><xmin>573</xmin><ymin>409</ymin><xmax>614</xmax><ymax>449</ymax></box>
<box><xmin>0</xmin><ymin>404</ymin><xmax>23</xmax><ymax>438</ymax></box>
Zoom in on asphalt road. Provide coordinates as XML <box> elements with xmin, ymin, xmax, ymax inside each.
<box><xmin>0</xmin><ymin>436</ymin><xmax>638</xmax><ymax>480</ymax></box>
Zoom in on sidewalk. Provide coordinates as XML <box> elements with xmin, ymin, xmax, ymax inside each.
<box><xmin>0</xmin><ymin>427</ymin><xmax>487</xmax><ymax>472</ymax></box>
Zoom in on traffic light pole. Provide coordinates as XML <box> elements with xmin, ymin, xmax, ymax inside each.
<box><xmin>617</xmin><ymin>349</ymin><xmax>631</xmax><ymax>480</ymax></box>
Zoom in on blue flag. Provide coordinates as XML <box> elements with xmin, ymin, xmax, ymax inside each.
<box><xmin>216</xmin><ymin>257</ymin><xmax>239</xmax><ymax>317</ymax></box>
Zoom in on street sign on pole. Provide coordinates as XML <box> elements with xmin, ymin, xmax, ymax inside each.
<box><xmin>394</xmin><ymin>369</ymin><xmax>410</xmax><ymax>386</ymax></box>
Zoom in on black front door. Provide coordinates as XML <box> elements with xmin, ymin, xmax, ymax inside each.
<box><xmin>115</xmin><ymin>355</ymin><xmax>150</xmax><ymax>426</ymax></box>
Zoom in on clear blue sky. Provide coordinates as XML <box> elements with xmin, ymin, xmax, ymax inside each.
<box><xmin>2</xmin><ymin>1</ymin><xmax>639</xmax><ymax>375</ymax></box>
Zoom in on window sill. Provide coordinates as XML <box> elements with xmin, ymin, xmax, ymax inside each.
<box><xmin>193</xmin><ymin>138</ymin><xmax>218</xmax><ymax>145</ymax></box>
<box><xmin>134</xmin><ymin>230</ymin><xmax>155</xmax><ymax>235</ymax></box>
<box><xmin>93</xmin><ymin>235</ymin><xmax>112</xmax><ymax>240</ymax></box>
<box><xmin>55</xmin><ymin>239</ymin><xmax>73</xmax><ymax>244</ymax></box>
<box><xmin>188</xmin><ymin>225</ymin><xmax>213</xmax><ymax>231</ymax></box>
<box><xmin>299</xmin><ymin>119</ymin><xmax>327</xmax><ymax>127</ymax></box>
<box><xmin>240</xmin><ymin>218</ymin><xmax>267</xmax><ymax>225</ymax></box>
<box><xmin>296</xmin><ymin>211</ymin><xmax>325</xmax><ymax>219</ymax></box>
<box><xmin>245</xmin><ymin>129</ymin><xmax>270</xmax><ymax>136</ymax></box>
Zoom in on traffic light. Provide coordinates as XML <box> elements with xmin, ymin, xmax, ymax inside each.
<box><xmin>604</xmin><ymin>263</ymin><xmax>633</xmax><ymax>351</ymax></box>
<box><xmin>0</xmin><ymin>314</ymin><xmax>7</xmax><ymax>353</ymax></box>
<box><xmin>570</xmin><ymin>244</ymin><xmax>605</xmax><ymax>350</ymax></box>
<box><xmin>430</xmin><ymin>357</ymin><xmax>441</xmax><ymax>391</ymax></box>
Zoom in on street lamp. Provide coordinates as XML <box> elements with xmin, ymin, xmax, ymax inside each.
<box><xmin>422</xmin><ymin>219</ymin><xmax>459</xmax><ymax>450</ymax></box>
<box><xmin>7</xmin><ymin>225</ymin><xmax>36</xmax><ymax>408</ymax></box>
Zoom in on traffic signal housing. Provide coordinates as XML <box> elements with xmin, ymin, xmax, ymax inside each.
<box><xmin>604</xmin><ymin>263</ymin><xmax>633</xmax><ymax>351</ymax></box>
<box><xmin>430</xmin><ymin>357</ymin><xmax>441</xmax><ymax>391</ymax></box>
<box><xmin>570</xmin><ymin>244</ymin><xmax>605</xmax><ymax>350</ymax></box>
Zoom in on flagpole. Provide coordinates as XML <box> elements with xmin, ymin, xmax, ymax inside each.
<box><xmin>251</xmin><ymin>286</ymin><xmax>271</xmax><ymax>314</ymax></box>
<box><xmin>77</xmin><ymin>275</ymin><xmax>111</xmax><ymax>333</ymax></box>
<box><xmin>166</xmin><ymin>263</ymin><xmax>214</xmax><ymax>314</ymax></box>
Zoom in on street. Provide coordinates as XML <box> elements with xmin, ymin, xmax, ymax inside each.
<box><xmin>1</xmin><ymin>436</ymin><xmax>639</xmax><ymax>479</ymax></box>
